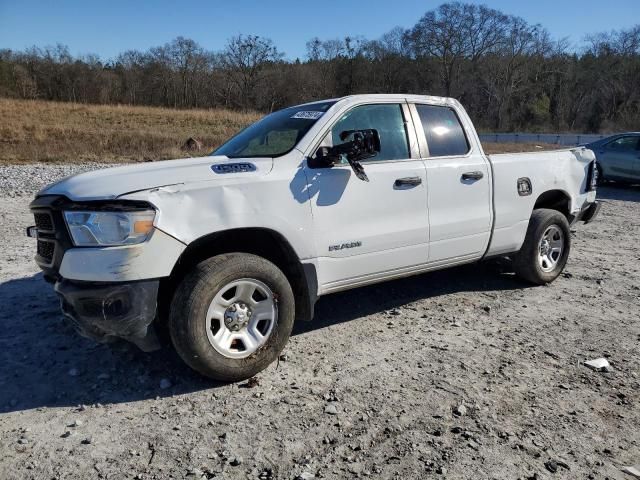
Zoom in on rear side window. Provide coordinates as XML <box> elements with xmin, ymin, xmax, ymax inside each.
<box><xmin>606</xmin><ymin>136</ymin><xmax>640</xmax><ymax>152</ymax></box>
<box><xmin>415</xmin><ymin>104</ymin><xmax>470</xmax><ymax>157</ymax></box>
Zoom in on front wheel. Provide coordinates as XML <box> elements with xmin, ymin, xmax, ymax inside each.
<box><xmin>513</xmin><ymin>209</ymin><xmax>571</xmax><ymax>285</ymax></box>
<box><xmin>169</xmin><ymin>253</ymin><xmax>295</xmax><ymax>381</ymax></box>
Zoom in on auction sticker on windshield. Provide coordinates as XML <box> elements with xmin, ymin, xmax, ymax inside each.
<box><xmin>291</xmin><ymin>111</ymin><xmax>325</xmax><ymax>120</ymax></box>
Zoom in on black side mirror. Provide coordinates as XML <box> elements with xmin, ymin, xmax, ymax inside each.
<box><xmin>310</xmin><ymin>146</ymin><xmax>339</xmax><ymax>168</ymax></box>
<box><xmin>307</xmin><ymin>128</ymin><xmax>380</xmax><ymax>182</ymax></box>
<box><xmin>338</xmin><ymin>129</ymin><xmax>381</xmax><ymax>161</ymax></box>
<box><xmin>309</xmin><ymin>129</ymin><xmax>380</xmax><ymax>182</ymax></box>
<box><xmin>336</xmin><ymin>129</ymin><xmax>379</xmax><ymax>181</ymax></box>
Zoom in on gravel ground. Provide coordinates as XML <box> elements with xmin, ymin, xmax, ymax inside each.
<box><xmin>0</xmin><ymin>165</ymin><xmax>639</xmax><ymax>480</ymax></box>
<box><xmin>0</xmin><ymin>162</ymin><xmax>116</xmax><ymax>197</ymax></box>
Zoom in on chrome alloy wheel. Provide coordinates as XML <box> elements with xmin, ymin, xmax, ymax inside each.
<box><xmin>538</xmin><ymin>225</ymin><xmax>565</xmax><ymax>272</ymax></box>
<box><xmin>205</xmin><ymin>278</ymin><xmax>277</xmax><ymax>359</ymax></box>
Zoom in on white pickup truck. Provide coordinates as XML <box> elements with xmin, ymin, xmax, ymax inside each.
<box><xmin>28</xmin><ymin>94</ymin><xmax>600</xmax><ymax>381</ymax></box>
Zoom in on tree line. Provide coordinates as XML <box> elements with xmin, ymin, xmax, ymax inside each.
<box><xmin>1</xmin><ymin>2</ymin><xmax>638</xmax><ymax>133</ymax></box>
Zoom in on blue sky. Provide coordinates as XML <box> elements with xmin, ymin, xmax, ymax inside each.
<box><xmin>1</xmin><ymin>0</ymin><xmax>638</xmax><ymax>60</ymax></box>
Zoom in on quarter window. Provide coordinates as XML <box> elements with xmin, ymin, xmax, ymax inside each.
<box><xmin>331</xmin><ymin>104</ymin><xmax>410</xmax><ymax>162</ymax></box>
<box><xmin>415</xmin><ymin>104</ymin><xmax>470</xmax><ymax>157</ymax></box>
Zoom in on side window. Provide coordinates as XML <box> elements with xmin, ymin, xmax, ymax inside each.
<box><xmin>331</xmin><ymin>104</ymin><xmax>409</xmax><ymax>161</ymax></box>
<box><xmin>415</xmin><ymin>104</ymin><xmax>470</xmax><ymax>157</ymax></box>
<box><xmin>607</xmin><ymin>136</ymin><xmax>639</xmax><ymax>152</ymax></box>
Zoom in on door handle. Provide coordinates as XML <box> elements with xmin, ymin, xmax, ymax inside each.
<box><xmin>462</xmin><ymin>171</ymin><xmax>484</xmax><ymax>181</ymax></box>
<box><xmin>394</xmin><ymin>176</ymin><xmax>422</xmax><ymax>187</ymax></box>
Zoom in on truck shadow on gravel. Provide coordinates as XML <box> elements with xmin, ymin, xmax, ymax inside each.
<box><xmin>0</xmin><ymin>262</ymin><xmax>524</xmax><ymax>414</ymax></box>
<box><xmin>295</xmin><ymin>260</ymin><xmax>523</xmax><ymax>336</ymax></box>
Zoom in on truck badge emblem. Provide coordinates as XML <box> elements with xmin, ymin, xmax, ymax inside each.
<box><xmin>329</xmin><ymin>241</ymin><xmax>362</xmax><ymax>252</ymax></box>
<box><xmin>211</xmin><ymin>163</ymin><xmax>257</xmax><ymax>174</ymax></box>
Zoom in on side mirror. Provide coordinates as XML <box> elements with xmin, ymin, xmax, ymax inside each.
<box><xmin>310</xmin><ymin>146</ymin><xmax>340</xmax><ymax>168</ymax></box>
<box><xmin>338</xmin><ymin>129</ymin><xmax>381</xmax><ymax>162</ymax></box>
<box><xmin>309</xmin><ymin>129</ymin><xmax>380</xmax><ymax>182</ymax></box>
<box><xmin>336</xmin><ymin>129</ymin><xmax>379</xmax><ymax>181</ymax></box>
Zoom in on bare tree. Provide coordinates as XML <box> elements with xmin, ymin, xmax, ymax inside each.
<box><xmin>167</xmin><ymin>37</ymin><xmax>207</xmax><ymax>107</ymax></box>
<box><xmin>0</xmin><ymin>5</ymin><xmax>638</xmax><ymax>134</ymax></box>
<box><xmin>219</xmin><ymin>35</ymin><xmax>283</xmax><ymax>110</ymax></box>
<box><xmin>116</xmin><ymin>50</ymin><xmax>147</xmax><ymax>104</ymax></box>
<box><xmin>407</xmin><ymin>2</ymin><xmax>508</xmax><ymax>96</ymax></box>
<box><xmin>365</xmin><ymin>27</ymin><xmax>411</xmax><ymax>92</ymax></box>
<box><xmin>479</xmin><ymin>17</ymin><xmax>552</xmax><ymax>129</ymax></box>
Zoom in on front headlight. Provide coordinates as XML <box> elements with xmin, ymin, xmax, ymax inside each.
<box><xmin>64</xmin><ymin>210</ymin><xmax>156</xmax><ymax>246</ymax></box>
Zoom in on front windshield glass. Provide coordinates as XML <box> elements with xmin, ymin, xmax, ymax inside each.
<box><xmin>213</xmin><ymin>101</ymin><xmax>336</xmax><ymax>158</ymax></box>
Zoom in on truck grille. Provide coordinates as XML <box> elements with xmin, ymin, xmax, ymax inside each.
<box><xmin>34</xmin><ymin>212</ymin><xmax>54</xmax><ymax>232</ymax></box>
<box><xmin>32</xmin><ymin>209</ymin><xmax>59</xmax><ymax>267</ymax></box>
<box><xmin>30</xmin><ymin>196</ymin><xmax>79</xmax><ymax>278</ymax></box>
<box><xmin>37</xmin><ymin>239</ymin><xmax>55</xmax><ymax>264</ymax></box>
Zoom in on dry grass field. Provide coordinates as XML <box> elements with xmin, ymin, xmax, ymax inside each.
<box><xmin>0</xmin><ymin>99</ymin><xmax>260</xmax><ymax>164</ymax></box>
<box><xmin>0</xmin><ymin>99</ymin><xmax>561</xmax><ymax>164</ymax></box>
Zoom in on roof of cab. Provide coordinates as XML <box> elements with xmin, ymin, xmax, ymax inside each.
<box><xmin>297</xmin><ymin>93</ymin><xmax>459</xmax><ymax>108</ymax></box>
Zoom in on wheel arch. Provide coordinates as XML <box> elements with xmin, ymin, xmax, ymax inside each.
<box><xmin>158</xmin><ymin>227</ymin><xmax>317</xmax><ymax>330</ymax></box>
<box><xmin>533</xmin><ymin>189</ymin><xmax>571</xmax><ymax>220</ymax></box>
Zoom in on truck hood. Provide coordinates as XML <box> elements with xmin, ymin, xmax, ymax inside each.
<box><xmin>39</xmin><ymin>156</ymin><xmax>273</xmax><ymax>201</ymax></box>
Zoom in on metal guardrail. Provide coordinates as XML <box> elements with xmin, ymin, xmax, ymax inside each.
<box><xmin>478</xmin><ymin>133</ymin><xmax>610</xmax><ymax>146</ymax></box>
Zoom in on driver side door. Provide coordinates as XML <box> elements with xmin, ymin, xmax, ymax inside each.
<box><xmin>303</xmin><ymin>102</ymin><xmax>430</xmax><ymax>292</ymax></box>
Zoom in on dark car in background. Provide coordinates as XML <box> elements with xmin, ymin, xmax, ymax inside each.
<box><xmin>587</xmin><ymin>133</ymin><xmax>640</xmax><ymax>184</ymax></box>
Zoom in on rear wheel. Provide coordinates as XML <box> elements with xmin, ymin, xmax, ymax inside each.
<box><xmin>513</xmin><ymin>209</ymin><xmax>571</xmax><ymax>285</ymax></box>
<box><xmin>169</xmin><ymin>253</ymin><xmax>295</xmax><ymax>381</ymax></box>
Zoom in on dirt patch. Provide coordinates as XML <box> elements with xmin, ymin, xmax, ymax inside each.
<box><xmin>0</xmin><ymin>181</ymin><xmax>639</xmax><ymax>479</ymax></box>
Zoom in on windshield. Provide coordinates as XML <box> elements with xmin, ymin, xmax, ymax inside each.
<box><xmin>213</xmin><ymin>101</ymin><xmax>336</xmax><ymax>158</ymax></box>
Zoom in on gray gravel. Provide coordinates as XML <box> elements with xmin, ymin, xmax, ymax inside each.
<box><xmin>0</xmin><ymin>163</ymin><xmax>116</xmax><ymax>197</ymax></box>
<box><xmin>0</xmin><ymin>165</ymin><xmax>639</xmax><ymax>479</ymax></box>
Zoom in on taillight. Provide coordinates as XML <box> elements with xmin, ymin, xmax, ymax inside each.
<box><xmin>587</xmin><ymin>161</ymin><xmax>597</xmax><ymax>191</ymax></box>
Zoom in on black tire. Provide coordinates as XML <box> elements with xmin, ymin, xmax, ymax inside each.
<box><xmin>169</xmin><ymin>253</ymin><xmax>295</xmax><ymax>381</ymax></box>
<box><xmin>513</xmin><ymin>209</ymin><xmax>571</xmax><ymax>285</ymax></box>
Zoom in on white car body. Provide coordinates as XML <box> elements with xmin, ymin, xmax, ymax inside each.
<box><xmin>31</xmin><ymin>94</ymin><xmax>599</xmax><ymax>350</ymax></box>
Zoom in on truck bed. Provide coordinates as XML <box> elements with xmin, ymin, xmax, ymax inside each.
<box><xmin>485</xmin><ymin>146</ymin><xmax>596</xmax><ymax>257</ymax></box>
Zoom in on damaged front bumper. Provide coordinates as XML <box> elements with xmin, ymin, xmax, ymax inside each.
<box><xmin>54</xmin><ymin>279</ymin><xmax>161</xmax><ymax>352</ymax></box>
<box><xmin>28</xmin><ymin>195</ymin><xmax>188</xmax><ymax>351</ymax></box>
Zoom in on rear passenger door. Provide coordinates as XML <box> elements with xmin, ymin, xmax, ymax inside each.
<box><xmin>409</xmin><ymin>102</ymin><xmax>492</xmax><ymax>263</ymax></box>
